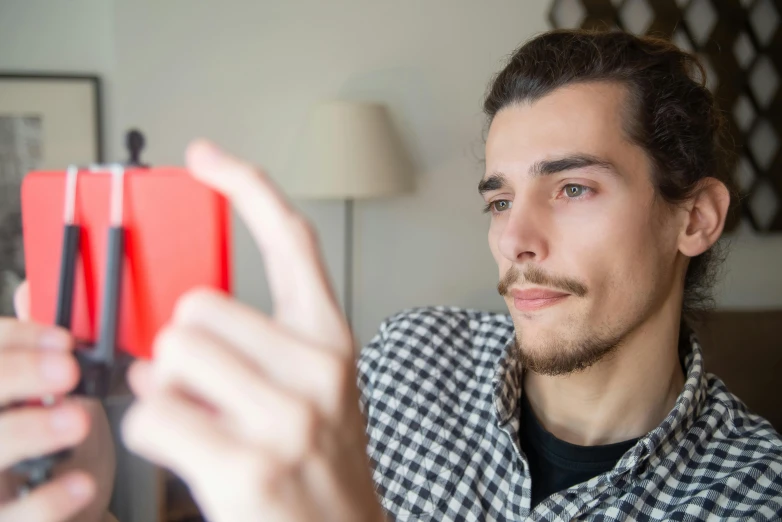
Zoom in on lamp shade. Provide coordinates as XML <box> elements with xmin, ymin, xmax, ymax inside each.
<box><xmin>285</xmin><ymin>101</ymin><xmax>413</xmax><ymax>200</ymax></box>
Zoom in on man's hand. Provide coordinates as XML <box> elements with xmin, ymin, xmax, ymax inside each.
<box><xmin>121</xmin><ymin>140</ymin><xmax>383</xmax><ymax>522</ymax></box>
<box><xmin>0</xmin><ymin>282</ymin><xmax>116</xmax><ymax>522</ymax></box>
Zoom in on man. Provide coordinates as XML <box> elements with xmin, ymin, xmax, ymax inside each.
<box><xmin>358</xmin><ymin>29</ymin><xmax>782</xmax><ymax>520</ymax></box>
<box><xmin>0</xmin><ymin>29</ymin><xmax>779</xmax><ymax>521</ymax></box>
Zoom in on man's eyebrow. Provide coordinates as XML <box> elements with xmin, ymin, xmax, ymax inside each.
<box><xmin>478</xmin><ymin>154</ymin><xmax>617</xmax><ymax>195</ymax></box>
<box><xmin>530</xmin><ymin>153</ymin><xmax>616</xmax><ymax>177</ymax></box>
<box><xmin>478</xmin><ymin>172</ymin><xmax>509</xmax><ymax>196</ymax></box>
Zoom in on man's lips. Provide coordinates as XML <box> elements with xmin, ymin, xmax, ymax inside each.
<box><xmin>510</xmin><ymin>288</ymin><xmax>570</xmax><ymax>312</ymax></box>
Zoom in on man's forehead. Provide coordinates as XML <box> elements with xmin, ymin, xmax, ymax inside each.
<box><xmin>484</xmin><ymin>81</ymin><xmax>633</xmax><ymax>168</ymax></box>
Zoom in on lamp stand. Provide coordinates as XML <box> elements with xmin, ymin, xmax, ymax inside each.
<box><xmin>344</xmin><ymin>197</ymin><xmax>354</xmax><ymax>329</ymax></box>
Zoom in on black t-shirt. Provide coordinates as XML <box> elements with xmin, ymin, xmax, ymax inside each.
<box><xmin>519</xmin><ymin>393</ymin><xmax>639</xmax><ymax>509</ymax></box>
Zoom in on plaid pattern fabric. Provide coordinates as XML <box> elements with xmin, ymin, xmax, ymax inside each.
<box><xmin>357</xmin><ymin>306</ymin><xmax>782</xmax><ymax>521</ymax></box>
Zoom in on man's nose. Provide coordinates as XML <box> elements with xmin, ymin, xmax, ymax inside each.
<box><xmin>497</xmin><ymin>199</ymin><xmax>549</xmax><ymax>264</ymax></box>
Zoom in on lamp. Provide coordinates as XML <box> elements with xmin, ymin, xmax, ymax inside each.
<box><xmin>286</xmin><ymin>101</ymin><xmax>413</xmax><ymax>326</ymax></box>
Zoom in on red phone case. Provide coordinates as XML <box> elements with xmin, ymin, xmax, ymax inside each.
<box><xmin>21</xmin><ymin>167</ymin><xmax>232</xmax><ymax>359</ymax></box>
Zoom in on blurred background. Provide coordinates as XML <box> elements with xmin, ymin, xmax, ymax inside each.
<box><xmin>1</xmin><ymin>1</ymin><xmax>780</xmax><ymax>520</ymax></box>
<box><xmin>1</xmin><ymin>0</ymin><xmax>782</xmax><ymax>346</ymax></box>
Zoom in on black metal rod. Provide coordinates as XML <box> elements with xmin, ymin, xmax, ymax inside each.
<box><xmin>54</xmin><ymin>224</ymin><xmax>80</xmax><ymax>328</ymax></box>
<box><xmin>95</xmin><ymin>226</ymin><xmax>123</xmax><ymax>368</ymax></box>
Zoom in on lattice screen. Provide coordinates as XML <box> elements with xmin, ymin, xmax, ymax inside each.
<box><xmin>549</xmin><ymin>0</ymin><xmax>782</xmax><ymax>233</ymax></box>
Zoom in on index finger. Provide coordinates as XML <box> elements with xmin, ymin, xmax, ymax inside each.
<box><xmin>185</xmin><ymin>140</ymin><xmax>349</xmax><ymax>349</ymax></box>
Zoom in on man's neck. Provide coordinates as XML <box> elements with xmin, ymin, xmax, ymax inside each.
<box><xmin>522</xmin><ymin>300</ymin><xmax>687</xmax><ymax>447</ymax></box>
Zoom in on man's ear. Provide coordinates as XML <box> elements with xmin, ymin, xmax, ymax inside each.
<box><xmin>678</xmin><ymin>178</ymin><xmax>731</xmax><ymax>257</ymax></box>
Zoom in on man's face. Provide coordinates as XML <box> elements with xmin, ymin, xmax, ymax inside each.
<box><xmin>481</xmin><ymin>82</ymin><xmax>684</xmax><ymax>375</ymax></box>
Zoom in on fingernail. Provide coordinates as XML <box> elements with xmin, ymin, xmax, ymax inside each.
<box><xmin>65</xmin><ymin>474</ymin><xmax>93</xmax><ymax>499</ymax></box>
<box><xmin>50</xmin><ymin>407</ymin><xmax>77</xmax><ymax>432</ymax></box>
<box><xmin>38</xmin><ymin>329</ymin><xmax>71</xmax><ymax>351</ymax></box>
<box><xmin>41</xmin><ymin>356</ymin><xmax>70</xmax><ymax>383</ymax></box>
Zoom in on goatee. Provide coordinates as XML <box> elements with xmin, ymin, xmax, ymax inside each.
<box><xmin>498</xmin><ymin>265</ymin><xmax>623</xmax><ymax>376</ymax></box>
<box><xmin>513</xmin><ymin>329</ymin><xmax>625</xmax><ymax>376</ymax></box>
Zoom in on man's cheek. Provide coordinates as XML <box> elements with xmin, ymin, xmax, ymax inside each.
<box><xmin>488</xmin><ymin>227</ymin><xmax>503</xmax><ymax>264</ymax></box>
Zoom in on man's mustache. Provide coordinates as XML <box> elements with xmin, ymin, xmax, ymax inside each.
<box><xmin>497</xmin><ymin>265</ymin><xmax>588</xmax><ymax>298</ymax></box>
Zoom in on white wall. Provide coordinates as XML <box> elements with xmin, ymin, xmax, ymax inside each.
<box><xmin>2</xmin><ymin>0</ymin><xmax>781</xmax><ymax>350</ymax></box>
<box><xmin>713</xmin><ymin>221</ymin><xmax>782</xmax><ymax>308</ymax></box>
<box><xmin>0</xmin><ymin>1</ymin><xmax>114</xmax><ymax>72</ymax></box>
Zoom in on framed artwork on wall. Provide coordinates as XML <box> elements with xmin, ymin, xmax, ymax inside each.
<box><xmin>0</xmin><ymin>73</ymin><xmax>103</xmax><ymax>315</ymax></box>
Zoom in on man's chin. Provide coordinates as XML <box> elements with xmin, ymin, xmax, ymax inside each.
<box><xmin>514</xmin><ymin>326</ymin><xmax>625</xmax><ymax>376</ymax></box>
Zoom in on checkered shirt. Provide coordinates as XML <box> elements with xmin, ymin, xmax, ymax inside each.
<box><xmin>357</xmin><ymin>306</ymin><xmax>782</xmax><ymax>521</ymax></box>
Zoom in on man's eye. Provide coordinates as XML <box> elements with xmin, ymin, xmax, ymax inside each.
<box><xmin>483</xmin><ymin>200</ymin><xmax>512</xmax><ymax>214</ymax></box>
<box><xmin>494</xmin><ymin>200</ymin><xmax>511</xmax><ymax>211</ymax></box>
<box><xmin>563</xmin><ymin>184</ymin><xmax>590</xmax><ymax>198</ymax></box>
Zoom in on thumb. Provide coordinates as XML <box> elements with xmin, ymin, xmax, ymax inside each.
<box><xmin>14</xmin><ymin>280</ymin><xmax>30</xmax><ymax>321</ymax></box>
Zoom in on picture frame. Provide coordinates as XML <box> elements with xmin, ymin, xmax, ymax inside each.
<box><xmin>0</xmin><ymin>73</ymin><xmax>103</xmax><ymax>315</ymax></box>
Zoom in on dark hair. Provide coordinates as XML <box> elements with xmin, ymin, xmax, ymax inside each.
<box><xmin>484</xmin><ymin>29</ymin><xmax>737</xmax><ymax>315</ymax></box>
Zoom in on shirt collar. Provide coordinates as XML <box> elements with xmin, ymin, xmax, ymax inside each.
<box><xmin>621</xmin><ymin>330</ymin><xmax>708</xmax><ymax>472</ymax></box>
<box><xmin>491</xmin><ymin>327</ymin><xmax>709</xmax><ymax>473</ymax></box>
<box><xmin>492</xmin><ymin>334</ymin><xmax>522</xmax><ymax>425</ymax></box>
